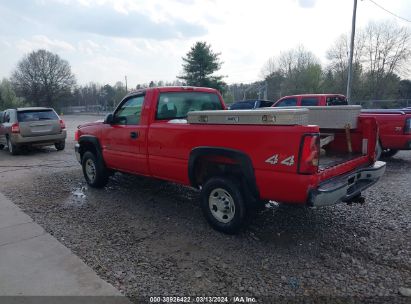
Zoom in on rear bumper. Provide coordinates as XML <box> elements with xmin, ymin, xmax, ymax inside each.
<box><xmin>309</xmin><ymin>161</ymin><xmax>386</xmax><ymax>207</ymax></box>
<box><xmin>11</xmin><ymin>131</ymin><xmax>67</xmax><ymax>146</ymax></box>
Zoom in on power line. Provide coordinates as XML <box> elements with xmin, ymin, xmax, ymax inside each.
<box><xmin>367</xmin><ymin>0</ymin><xmax>411</xmax><ymax>23</ymax></box>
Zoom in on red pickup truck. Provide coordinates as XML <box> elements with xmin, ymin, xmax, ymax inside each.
<box><xmin>75</xmin><ymin>87</ymin><xmax>385</xmax><ymax>233</ymax></box>
<box><xmin>274</xmin><ymin>94</ymin><xmax>411</xmax><ymax>158</ymax></box>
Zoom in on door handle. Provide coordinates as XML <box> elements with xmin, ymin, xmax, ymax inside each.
<box><xmin>130</xmin><ymin>131</ymin><xmax>138</xmax><ymax>139</ymax></box>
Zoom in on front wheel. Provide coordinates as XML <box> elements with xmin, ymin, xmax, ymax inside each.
<box><xmin>200</xmin><ymin>177</ymin><xmax>246</xmax><ymax>234</ymax></box>
<box><xmin>82</xmin><ymin>151</ymin><xmax>109</xmax><ymax>188</ymax></box>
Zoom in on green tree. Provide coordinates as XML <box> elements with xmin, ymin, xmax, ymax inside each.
<box><xmin>0</xmin><ymin>78</ymin><xmax>25</xmax><ymax>109</ymax></box>
<box><xmin>399</xmin><ymin>80</ymin><xmax>411</xmax><ymax>99</ymax></box>
<box><xmin>178</xmin><ymin>41</ymin><xmax>226</xmax><ymax>93</ymax></box>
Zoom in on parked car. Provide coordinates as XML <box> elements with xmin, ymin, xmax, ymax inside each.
<box><xmin>75</xmin><ymin>87</ymin><xmax>385</xmax><ymax>234</ymax></box>
<box><xmin>0</xmin><ymin>107</ymin><xmax>66</xmax><ymax>155</ymax></box>
<box><xmin>273</xmin><ymin>94</ymin><xmax>411</xmax><ymax>158</ymax></box>
<box><xmin>228</xmin><ymin>99</ymin><xmax>274</xmax><ymax>110</ymax></box>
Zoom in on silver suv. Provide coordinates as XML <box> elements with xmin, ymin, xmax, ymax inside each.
<box><xmin>0</xmin><ymin>107</ymin><xmax>67</xmax><ymax>155</ymax></box>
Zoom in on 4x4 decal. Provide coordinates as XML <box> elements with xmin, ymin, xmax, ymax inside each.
<box><xmin>265</xmin><ymin>154</ymin><xmax>295</xmax><ymax>166</ymax></box>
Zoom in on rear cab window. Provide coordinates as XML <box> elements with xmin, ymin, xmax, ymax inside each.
<box><xmin>156</xmin><ymin>92</ymin><xmax>223</xmax><ymax>120</ymax></box>
<box><xmin>275</xmin><ymin>98</ymin><xmax>297</xmax><ymax>107</ymax></box>
<box><xmin>301</xmin><ymin>97</ymin><xmax>319</xmax><ymax>106</ymax></box>
<box><xmin>17</xmin><ymin>109</ymin><xmax>59</xmax><ymax>122</ymax></box>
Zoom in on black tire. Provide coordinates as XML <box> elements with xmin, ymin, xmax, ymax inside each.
<box><xmin>381</xmin><ymin>149</ymin><xmax>398</xmax><ymax>158</ymax></box>
<box><xmin>55</xmin><ymin>141</ymin><xmax>65</xmax><ymax>151</ymax></box>
<box><xmin>81</xmin><ymin>151</ymin><xmax>109</xmax><ymax>188</ymax></box>
<box><xmin>7</xmin><ymin>137</ymin><xmax>19</xmax><ymax>155</ymax></box>
<box><xmin>0</xmin><ymin>144</ymin><xmax>4</xmax><ymax>150</ymax></box>
<box><xmin>200</xmin><ymin>176</ymin><xmax>246</xmax><ymax>234</ymax></box>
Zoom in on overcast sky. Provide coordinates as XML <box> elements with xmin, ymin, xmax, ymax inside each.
<box><xmin>1</xmin><ymin>0</ymin><xmax>410</xmax><ymax>88</ymax></box>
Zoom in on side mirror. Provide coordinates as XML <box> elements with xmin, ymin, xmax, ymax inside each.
<box><xmin>104</xmin><ymin>113</ymin><xmax>114</xmax><ymax>124</ymax></box>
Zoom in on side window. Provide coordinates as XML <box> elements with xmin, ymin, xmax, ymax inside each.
<box><xmin>4</xmin><ymin>111</ymin><xmax>10</xmax><ymax>123</ymax></box>
<box><xmin>114</xmin><ymin>95</ymin><xmax>144</xmax><ymax>125</ymax></box>
<box><xmin>275</xmin><ymin>98</ymin><xmax>297</xmax><ymax>107</ymax></box>
<box><xmin>301</xmin><ymin>97</ymin><xmax>319</xmax><ymax>106</ymax></box>
<box><xmin>326</xmin><ymin>96</ymin><xmax>348</xmax><ymax>106</ymax></box>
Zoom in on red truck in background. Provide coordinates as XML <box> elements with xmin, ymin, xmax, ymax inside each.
<box><xmin>75</xmin><ymin>87</ymin><xmax>385</xmax><ymax>233</ymax></box>
<box><xmin>274</xmin><ymin>94</ymin><xmax>411</xmax><ymax>158</ymax></box>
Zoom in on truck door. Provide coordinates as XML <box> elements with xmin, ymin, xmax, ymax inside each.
<box><xmin>102</xmin><ymin>94</ymin><xmax>149</xmax><ymax>175</ymax></box>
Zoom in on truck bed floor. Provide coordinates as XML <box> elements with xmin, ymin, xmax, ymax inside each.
<box><xmin>319</xmin><ymin>152</ymin><xmax>362</xmax><ymax>171</ymax></box>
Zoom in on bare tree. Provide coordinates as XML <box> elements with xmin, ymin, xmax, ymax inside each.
<box><xmin>362</xmin><ymin>21</ymin><xmax>411</xmax><ymax>98</ymax></box>
<box><xmin>326</xmin><ymin>21</ymin><xmax>411</xmax><ymax>99</ymax></box>
<box><xmin>12</xmin><ymin>49</ymin><xmax>76</xmax><ymax>108</ymax></box>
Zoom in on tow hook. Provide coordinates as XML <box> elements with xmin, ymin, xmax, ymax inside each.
<box><xmin>346</xmin><ymin>195</ymin><xmax>365</xmax><ymax>205</ymax></box>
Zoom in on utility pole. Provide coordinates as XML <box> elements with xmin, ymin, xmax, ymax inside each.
<box><xmin>346</xmin><ymin>0</ymin><xmax>358</xmax><ymax>103</ymax></box>
<box><xmin>125</xmin><ymin>75</ymin><xmax>128</xmax><ymax>92</ymax></box>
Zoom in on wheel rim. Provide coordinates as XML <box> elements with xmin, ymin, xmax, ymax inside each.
<box><xmin>85</xmin><ymin>159</ymin><xmax>96</xmax><ymax>182</ymax></box>
<box><xmin>208</xmin><ymin>188</ymin><xmax>235</xmax><ymax>223</ymax></box>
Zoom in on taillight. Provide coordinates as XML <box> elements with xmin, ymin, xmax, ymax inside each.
<box><xmin>60</xmin><ymin>119</ymin><xmax>66</xmax><ymax>129</ymax></box>
<box><xmin>74</xmin><ymin>130</ymin><xmax>79</xmax><ymax>142</ymax></box>
<box><xmin>405</xmin><ymin>118</ymin><xmax>411</xmax><ymax>134</ymax></box>
<box><xmin>298</xmin><ymin>134</ymin><xmax>320</xmax><ymax>174</ymax></box>
<box><xmin>11</xmin><ymin>123</ymin><xmax>20</xmax><ymax>133</ymax></box>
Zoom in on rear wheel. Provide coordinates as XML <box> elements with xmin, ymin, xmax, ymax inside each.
<box><xmin>0</xmin><ymin>144</ymin><xmax>4</xmax><ymax>150</ymax></box>
<box><xmin>82</xmin><ymin>151</ymin><xmax>109</xmax><ymax>188</ymax></box>
<box><xmin>7</xmin><ymin>137</ymin><xmax>18</xmax><ymax>155</ymax></box>
<box><xmin>381</xmin><ymin>149</ymin><xmax>398</xmax><ymax>158</ymax></box>
<box><xmin>55</xmin><ymin>141</ymin><xmax>65</xmax><ymax>151</ymax></box>
<box><xmin>200</xmin><ymin>176</ymin><xmax>246</xmax><ymax>234</ymax></box>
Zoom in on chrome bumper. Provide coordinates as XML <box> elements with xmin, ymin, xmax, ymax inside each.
<box><xmin>309</xmin><ymin>161</ymin><xmax>386</xmax><ymax>207</ymax></box>
<box><xmin>75</xmin><ymin>143</ymin><xmax>81</xmax><ymax>163</ymax></box>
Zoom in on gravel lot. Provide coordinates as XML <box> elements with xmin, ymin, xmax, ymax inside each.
<box><xmin>0</xmin><ymin>115</ymin><xmax>410</xmax><ymax>303</ymax></box>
